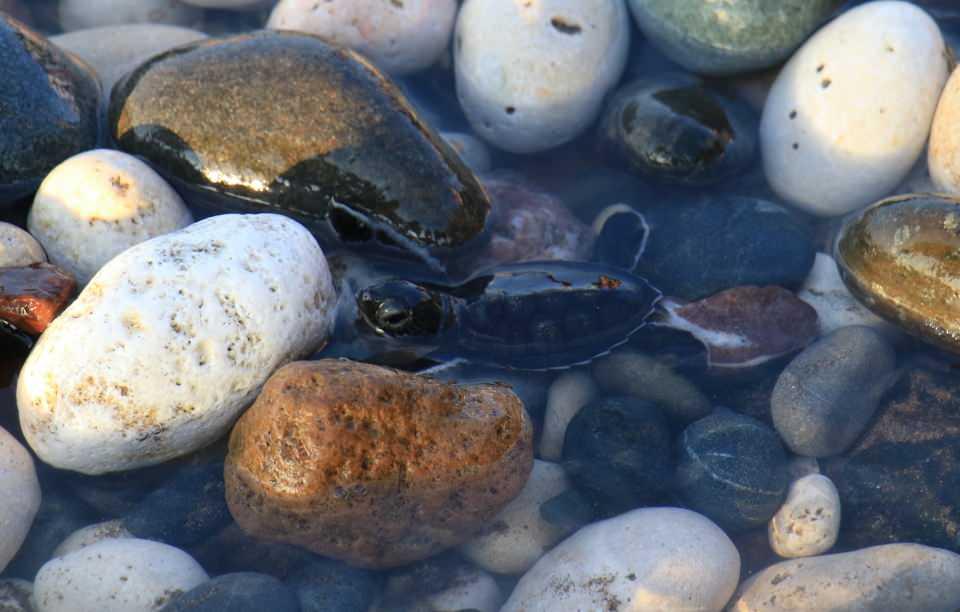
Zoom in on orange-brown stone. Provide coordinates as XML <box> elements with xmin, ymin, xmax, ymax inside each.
<box><xmin>224</xmin><ymin>359</ymin><xmax>534</xmax><ymax>568</ymax></box>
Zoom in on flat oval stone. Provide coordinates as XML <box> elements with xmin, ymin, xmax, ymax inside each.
<box><xmin>109</xmin><ymin>30</ymin><xmax>489</xmax><ymax>256</ymax></box>
<box><xmin>835</xmin><ymin>193</ymin><xmax>960</xmax><ymax>353</ymax></box>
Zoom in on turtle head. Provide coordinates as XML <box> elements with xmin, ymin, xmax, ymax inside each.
<box><xmin>356</xmin><ymin>280</ymin><xmax>448</xmax><ymax>339</ymax></box>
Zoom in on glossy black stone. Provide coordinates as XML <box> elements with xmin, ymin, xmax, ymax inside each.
<box><xmin>161</xmin><ymin>573</ymin><xmax>299</xmax><ymax>612</ymax></box>
<box><xmin>288</xmin><ymin>559</ymin><xmax>380</xmax><ymax>612</ymax></box>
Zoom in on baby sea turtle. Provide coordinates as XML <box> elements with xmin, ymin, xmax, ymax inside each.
<box><xmin>355</xmin><ymin>261</ymin><xmax>662</xmax><ymax>370</ymax></box>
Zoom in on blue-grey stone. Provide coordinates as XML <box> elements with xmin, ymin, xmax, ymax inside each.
<box><xmin>161</xmin><ymin>573</ymin><xmax>299</xmax><ymax>612</ymax></box>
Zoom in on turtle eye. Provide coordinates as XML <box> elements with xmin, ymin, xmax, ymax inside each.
<box><xmin>377</xmin><ymin>300</ymin><xmax>414</xmax><ymax>333</ymax></box>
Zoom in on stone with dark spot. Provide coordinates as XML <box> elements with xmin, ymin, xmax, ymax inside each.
<box><xmin>224</xmin><ymin>359</ymin><xmax>533</xmax><ymax>568</ymax></box>
<box><xmin>0</xmin><ymin>14</ymin><xmax>101</xmax><ymax>203</ymax></box>
<box><xmin>287</xmin><ymin>558</ymin><xmax>380</xmax><ymax>612</ymax></box>
<box><xmin>109</xmin><ymin>30</ymin><xmax>490</xmax><ymax>263</ymax></box>
<box><xmin>0</xmin><ymin>264</ymin><xmax>75</xmax><ymax>336</ymax></box>
<box><xmin>161</xmin><ymin>573</ymin><xmax>299</xmax><ymax>612</ymax></box>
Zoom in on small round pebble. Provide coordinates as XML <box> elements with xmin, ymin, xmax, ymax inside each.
<box><xmin>769</xmin><ymin>474</ymin><xmax>841</xmax><ymax>558</ymax></box>
<box><xmin>33</xmin><ymin>538</ymin><xmax>208</xmax><ymax>612</ymax></box>
<box><xmin>29</xmin><ymin>149</ymin><xmax>193</xmax><ymax>285</ymax></box>
<box><xmin>52</xmin><ymin>520</ymin><xmax>133</xmax><ymax>558</ymax></box>
<box><xmin>0</xmin><ymin>222</ymin><xmax>45</xmax><ymax>268</ymax></box>
<box><xmin>455</xmin><ymin>0</ymin><xmax>629</xmax><ymax>153</ymax></box>
<box><xmin>57</xmin><ymin>0</ymin><xmax>202</xmax><ymax>32</ymax></box>
<box><xmin>0</xmin><ymin>426</ymin><xmax>40</xmax><ymax>574</ymax></box>
<box><xmin>288</xmin><ymin>558</ymin><xmax>380</xmax><ymax>612</ymax></box>
<box><xmin>539</xmin><ymin>370</ymin><xmax>596</xmax><ymax>461</ymax></box>
<box><xmin>160</xmin><ymin>573</ymin><xmax>299</xmax><ymax>612</ymax></box>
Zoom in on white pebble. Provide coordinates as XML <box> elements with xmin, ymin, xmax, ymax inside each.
<box><xmin>18</xmin><ymin>214</ymin><xmax>337</xmax><ymax>475</ymax></box>
<box><xmin>0</xmin><ymin>427</ymin><xmax>40</xmax><ymax>574</ymax></box>
<box><xmin>539</xmin><ymin>370</ymin><xmax>596</xmax><ymax>461</ymax></box>
<box><xmin>52</xmin><ymin>520</ymin><xmax>133</xmax><ymax>558</ymax></box>
<box><xmin>57</xmin><ymin>0</ymin><xmax>202</xmax><ymax>32</ymax></box>
<box><xmin>455</xmin><ymin>0</ymin><xmax>629</xmax><ymax>153</ymax></box>
<box><xmin>268</xmin><ymin>0</ymin><xmax>458</xmax><ymax>76</ymax></box>
<box><xmin>29</xmin><ymin>149</ymin><xmax>193</xmax><ymax>285</ymax></box>
<box><xmin>461</xmin><ymin>460</ymin><xmax>572</xmax><ymax>575</ymax></box>
<box><xmin>929</xmin><ymin>65</ymin><xmax>960</xmax><ymax>194</ymax></box>
<box><xmin>760</xmin><ymin>1</ymin><xmax>949</xmax><ymax>216</ymax></box>
<box><xmin>768</xmin><ymin>474</ymin><xmax>841</xmax><ymax>558</ymax></box>
<box><xmin>502</xmin><ymin>507</ymin><xmax>740</xmax><ymax>612</ymax></box>
<box><xmin>32</xmin><ymin>538</ymin><xmax>208</xmax><ymax>612</ymax></box>
<box><xmin>181</xmin><ymin>0</ymin><xmax>270</xmax><ymax>8</ymax></box>
<box><xmin>423</xmin><ymin>566</ymin><xmax>502</xmax><ymax>612</ymax></box>
<box><xmin>0</xmin><ymin>222</ymin><xmax>45</xmax><ymax>267</ymax></box>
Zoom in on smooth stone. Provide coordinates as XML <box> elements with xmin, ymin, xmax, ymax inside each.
<box><xmin>454</xmin><ymin>0</ymin><xmax>629</xmax><ymax>153</ymax></box>
<box><xmin>632</xmin><ymin>196</ymin><xmax>815</xmax><ymax>300</ymax></box>
<box><xmin>17</xmin><ymin>214</ymin><xmax>336</xmax><ymax>475</ymax></box>
<box><xmin>109</xmin><ymin>30</ymin><xmax>490</xmax><ymax>259</ymax></box>
<box><xmin>730</xmin><ymin>543</ymin><xmax>960</xmax><ymax>611</ymax></box>
<box><xmin>460</xmin><ymin>460</ymin><xmax>573</xmax><ymax>575</ymax></box>
<box><xmin>798</xmin><ymin>252</ymin><xmax>899</xmax><ymax>339</ymax></box>
<box><xmin>0</xmin><ymin>223</ymin><xmax>45</xmax><ymax>268</ymax></box>
<box><xmin>160</xmin><ymin>573</ymin><xmax>299</xmax><ymax>612</ymax></box>
<box><xmin>0</xmin><ymin>427</ymin><xmax>40</xmax><ymax>574</ymax></box>
<box><xmin>29</xmin><ymin>149</ymin><xmax>193</xmax><ymax>285</ymax></box>
<box><xmin>771</xmin><ymin>326</ymin><xmax>898</xmax><ymax>457</ymax></box>
<box><xmin>661</xmin><ymin>286</ymin><xmax>819</xmax><ymax>371</ymax></box>
<box><xmin>419</xmin><ymin>566</ymin><xmax>501</xmax><ymax>612</ymax></box>
<box><xmin>591</xmin><ymin>203</ymin><xmax>648</xmax><ymax>272</ymax></box>
<box><xmin>677</xmin><ymin>409</ymin><xmax>789</xmax><ymax>532</ymax></box>
<box><xmin>823</xmin><ymin>364</ymin><xmax>960</xmax><ymax>551</ymax></box>
<box><xmin>58</xmin><ymin>0</ymin><xmax>202</xmax><ymax>31</ymax></box>
<box><xmin>267</xmin><ymin>0</ymin><xmax>457</xmax><ymax>76</ymax></box>
<box><xmin>760</xmin><ymin>1</ymin><xmax>949</xmax><ymax>216</ymax></box>
<box><xmin>181</xmin><ymin>0</ymin><xmax>270</xmax><ymax>8</ymax></box>
<box><xmin>187</xmin><ymin>523</ymin><xmax>316</xmax><ymax>579</ymax></box>
<box><xmin>786</xmin><ymin>456</ymin><xmax>821</xmax><ymax>481</ymax></box>
<box><xmin>51</xmin><ymin>25</ymin><xmax>207</xmax><ymax>92</ymax></box>
<box><xmin>768</xmin><ymin>473</ymin><xmax>841</xmax><ymax>558</ymax></box>
<box><xmin>0</xmin><ymin>579</ymin><xmax>32</xmax><ymax>612</ymax></box>
<box><xmin>0</xmin><ymin>264</ymin><xmax>75</xmax><ymax>336</ymax></box>
<box><xmin>598</xmin><ymin>75</ymin><xmax>757</xmax><ymax>185</ymax></box>
<box><xmin>563</xmin><ymin>396</ymin><xmax>674</xmax><ymax>517</ymax></box>
<box><xmin>0</xmin><ymin>15</ymin><xmax>101</xmax><ymax>203</ymax></box>
<box><xmin>538</xmin><ymin>370</ymin><xmax>596</xmax><ymax>461</ymax></box>
<box><xmin>224</xmin><ymin>359</ymin><xmax>533</xmax><ymax>568</ymax></box>
<box><xmin>440</xmin><ymin>132</ymin><xmax>491</xmax><ymax>174</ymax></box>
<box><xmin>502</xmin><ymin>507</ymin><xmax>739</xmax><ymax>612</ymax></box>
<box><xmin>52</xmin><ymin>520</ymin><xmax>133</xmax><ymax>558</ymax></box>
<box><xmin>287</xmin><ymin>559</ymin><xmax>380</xmax><ymax>612</ymax></box>
<box><xmin>627</xmin><ymin>0</ymin><xmax>838</xmax><ymax>76</ymax></box>
<box><xmin>59</xmin><ymin>463</ymin><xmax>173</xmax><ymax>518</ymax></box>
<box><xmin>591</xmin><ymin>350</ymin><xmax>711</xmax><ymax>425</ymax></box>
<box><xmin>32</xmin><ymin>538</ymin><xmax>208</xmax><ymax>612</ymax></box>
<box><xmin>929</xmin><ymin>62</ymin><xmax>960</xmax><ymax>194</ymax></box>
<box><xmin>834</xmin><ymin>193</ymin><xmax>960</xmax><ymax>353</ymax></box>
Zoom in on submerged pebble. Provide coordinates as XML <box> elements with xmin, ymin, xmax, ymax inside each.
<box><xmin>161</xmin><ymin>573</ymin><xmax>300</xmax><ymax>612</ymax></box>
<box><xmin>0</xmin><ymin>223</ymin><xmax>45</xmax><ymax>268</ymax></box>
<box><xmin>768</xmin><ymin>473</ymin><xmax>841</xmax><ymax>558</ymax></box>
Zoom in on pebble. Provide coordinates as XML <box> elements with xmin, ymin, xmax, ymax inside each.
<box><xmin>52</xmin><ymin>520</ymin><xmax>133</xmax><ymax>558</ymax></box>
<box><xmin>29</xmin><ymin>149</ymin><xmax>193</xmax><ymax>285</ymax></box>
<box><xmin>768</xmin><ymin>473</ymin><xmax>841</xmax><ymax>558</ymax></box>
<box><xmin>0</xmin><ymin>427</ymin><xmax>40</xmax><ymax>574</ymax></box>
<box><xmin>287</xmin><ymin>558</ymin><xmax>380</xmax><ymax>612</ymax></box>
<box><xmin>17</xmin><ymin>214</ymin><xmax>336</xmax><ymax>475</ymax></box>
<box><xmin>187</xmin><ymin>523</ymin><xmax>317</xmax><ymax>580</ymax></box>
<box><xmin>677</xmin><ymin>409</ymin><xmax>789</xmax><ymax>532</ymax></box>
<box><xmin>440</xmin><ymin>132</ymin><xmax>492</xmax><ymax>174</ymax></box>
<box><xmin>454</xmin><ymin>0</ymin><xmax>629</xmax><ymax>153</ymax></box>
<box><xmin>58</xmin><ymin>0</ymin><xmax>202</xmax><ymax>31</ymax></box>
<box><xmin>771</xmin><ymin>326</ymin><xmax>898</xmax><ymax>457</ymax></box>
<box><xmin>181</xmin><ymin>0</ymin><xmax>274</xmax><ymax>8</ymax></box>
<box><xmin>0</xmin><ymin>15</ymin><xmax>100</xmax><ymax>204</ymax></box>
<box><xmin>267</xmin><ymin>0</ymin><xmax>457</xmax><ymax>76</ymax></box>
<box><xmin>627</xmin><ymin>0</ymin><xmax>838</xmax><ymax>76</ymax></box>
<box><xmin>0</xmin><ymin>223</ymin><xmax>45</xmax><ymax>268</ymax></box>
<box><xmin>761</xmin><ymin>1</ymin><xmax>949</xmax><ymax>216</ymax></box>
<box><xmin>502</xmin><ymin>507</ymin><xmax>740</xmax><ymax>612</ymax></box>
<box><xmin>835</xmin><ymin>193</ymin><xmax>960</xmax><ymax>352</ymax></box>
<box><xmin>224</xmin><ymin>359</ymin><xmax>533</xmax><ymax>568</ymax></box>
<box><xmin>563</xmin><ymin>396</ymin><xmax>674</xmax><ymax>517</ymax></box>
<box><xmin>729</xmin><ymin>543</ymin><xmax>960</xmax><ymax>612</ymax></box>
<box><xmin>109</xmin><ymin>30</ymin><xmax>490</xmax><ymax>258</ymax></box>
<box><xmin>538</xmin><ymin>370</ymin><xmax>596</xmax><ymax>461</ymax></box>
<box><xmin>591</xmin><ymin>203</ymin><xmax>649</xmax><ymax>273</ymax></box>
<box><xmin>417</xmin><ymin>566</ymin><xmax>502</xmax><ymax>612</ymax></box>
<box><xmin>460</xmin><ymin>460</ymin><xmax>573</xmax><ymax>575</ymax></box>
<box><xmin>0</xmin><ymin>579</ymin><xmax>32</xmax><ymax>612</ymax></box>
<box><xmin>160</xmin><ymin>573</ymin><xmax>300</xmax><ymax>612</ymax></box>
<box><xmin>930</xmin><ymin>59</ymin><xmax>960</xmax><ymax>193</ymax></box>
<box><xmin>661</xmin><ymin>286</ymin><xmax>819</xmax><ymax>371</ymax></box>
<box><xmin>32</xmin><ymin>538</ymin><xmax>208</xmax><ymax>612</ymax></box>
<box><xmin>0</xmin><ymin>264</ymin><xmax>75</xmax><ymax>336</ymax></box>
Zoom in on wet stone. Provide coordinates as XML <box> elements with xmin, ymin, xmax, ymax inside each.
<box><xmin>0</xmin><ymin>579</ymin><xmax>31</xmax><ymax>612</ymax></box>
<box><xmin>187</xmin><ymin>523</ymin><xmax>317</xmax><ymax>580</ymax></box>
<box><xmin>108</xmin><ymin>30</ymin><xmax>490</xmax><ymax>261</ymax></box>
<box><xmin>161</xmin><ymin>573</ymin><xmax>300</xmax><ymax>612</ymax></box>
<box><xmin>0</xmin><ymin>15</ymin><xmax>101</xmax><ymax>203</ymax></box>
<box><xmin>287</xmin><ymin>558</ymin><xmax>380</xmax><ymax>612</ymax></box>
<box><xmin>0</xmin><ymin>264</ymin><xmax>75</xmax><ymax>336</ymax></box>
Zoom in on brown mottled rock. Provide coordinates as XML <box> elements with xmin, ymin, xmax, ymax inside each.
<box><xmin>225</xmin><ymin>359</ymin><xmax>534</xmax><ymax>568</ymax></box>
<box><xmin>0</xmin><ymin>263</ymin><xmax>75</xmax><ymax>335</ymax></box>
<box><xmin>661</xmin><ymin>286</ymin><xmax>819</xmax><ymax>370</ymax></box>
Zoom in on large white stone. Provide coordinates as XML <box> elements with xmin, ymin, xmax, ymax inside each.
<box><xmin>760</xmin><ymin>1</ymin><xmax>948</xmax><ymax>216</ymax></box>
<box><xmin>0</xmin><ymin>426</ymin><xmax>40</xmax><ymax>574</ymax></box>
<box><xmin>768</xmin><ymin>474</ymin><xmax>841</xmax><ymax>558</ymax></box>
<box><xmin>18</xmin><ymin>214</ymin><xmax>336</xmax><ymax>475</ymax></box>
<box><xmin>32</xmin><ymin>538</ymin><xmax>208</xmax><ymax>612</ymax></box>
<box><xmin>454</xmin><ymin>0</ymin><xmax>629</xmax><ymax>153</ymax></box>
<box><xmin>29</xmin><ymin>149</ymin><xmax>193</xmax><ymax>285</ymax></box>
<box><xmin>57</xmin><ymin>0</ymin><xmax>202</xmax><ymax>32</ymax></box>
<box><xmin>52</xmin><ymin>520</ymin><xmax>133</xmax><ymax>558</ymax></box>
<box><xmin>730</xmin><ymin>543</ymin><xmax>960</xmax><ymax>611</ymax></box>
<box><xmin>501</xmin><ymin>507</ymin><xmax>740</xmax><ymax>612</ymax></box>
<box><xmin>929</xmin><ymin>66</ymin><xmax>960</xmax><ymax>193</ymax></box>
<box><xmin>0</xmin><ymin>222</ymin><xmax>45</xmax><ymax>268</ymax></box>
<box><xmin>267</xmin><ymin>0</ymin><xmax>458</xmax><ymax>76</ymax></box>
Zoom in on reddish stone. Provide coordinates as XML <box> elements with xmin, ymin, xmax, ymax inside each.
<box><xmin>0</xmin><ymin>263</ymin><xmax>76</xmax><ymax>335</ymax></box>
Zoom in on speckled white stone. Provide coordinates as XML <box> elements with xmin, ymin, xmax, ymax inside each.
<box><xmin>57</xmin><ymin>0</ymin><xmax>202</xmax><ymax>32</ymax></box>
<box><xmin>461</xmin><ymin>460</ymin><xmax>572</xmax><ymax>575</ymax></box>
<box><xmin>539</xmin><ymin>370</ymin><xmax>596</xmax><ymax>461</ymax></box>
<box><xmin>0</xmin><ymin>222</ymin><xmax>45</xmax><ymax>268</ymax></box>
<box><xmin>18</xmin><ymin>214</ymin><xmax>337</xmax><ymax>475</ymax></box>
<box><xmin>52</xmin><ymin>520</ymin><xmax>134</xmax><ymax>559</ymax></box>
<box><xmin>455</xmin><ymin>0</ymin><xmax>629</xmax><ymax>154</ymax></box>
<box><xmin>267</xmin><ymin>0</ymin><xmax>457</xmax><ymax>76</ymax></box>
<box><xmin>502</xmin><ymin>507</ymin><xmax>740</xmax><ymax>612</ymax></box>
<box><xmin>32</xmin><ymin>538</ymin><xmax>208</xmax><ymax>612</ymax></box>
<box><xmin>0</xmin><ymin>427</ymin><xmax>40</xmax><ymax>574</ymax></box>
<box><xmin>760</xmin><ymin>1</ymin><xmax>949</xmax><ymax>216</ymax></box>
<box><xmin>769</xmin><ymin>474</ymin><xmax>841</xmax><ymax>558</ymax></box>
<box><xmin>29</xmin><ymin>149</ymin><xmax>193</xmax><ymax>285</ymax></box>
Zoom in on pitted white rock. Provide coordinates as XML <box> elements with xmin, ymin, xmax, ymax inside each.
<box><xmin>769</xmin><ymin>473</ymin><xmax>841</xmax><ymax>558</ymax></box>
<box><xmin>18</xmin><ymin>214</ymin><xmax>337</xmax><ymax>475</ymax></box>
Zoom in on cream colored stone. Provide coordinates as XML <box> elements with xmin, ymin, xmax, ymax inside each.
<box><xmin>539</xmin><ymin>370</ymin><xmax>596</xmax><ymax>461</ymax></box>
<box><xmin>52</xmin><ymin>520</ymin><xmax>133</xmax><ymax>558</ymax></box>
<box><xmin>768</xmin><ymin>474</ymin><xmax>841</xmax><ymax>558</ymax></box>
<box><xmin>928</xmin><ymin>67</ymin><xmax>960</xmax><ymax>194</ymax></box>
<box><xmin>0</xmin><ymin>427</ymin><xmax>40</xmax><ymax>574</ymax></box>
<box><xmin>0</xmin><ymin>222</ymin><xmax>45</xmax><ymax>267</ymax></box>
